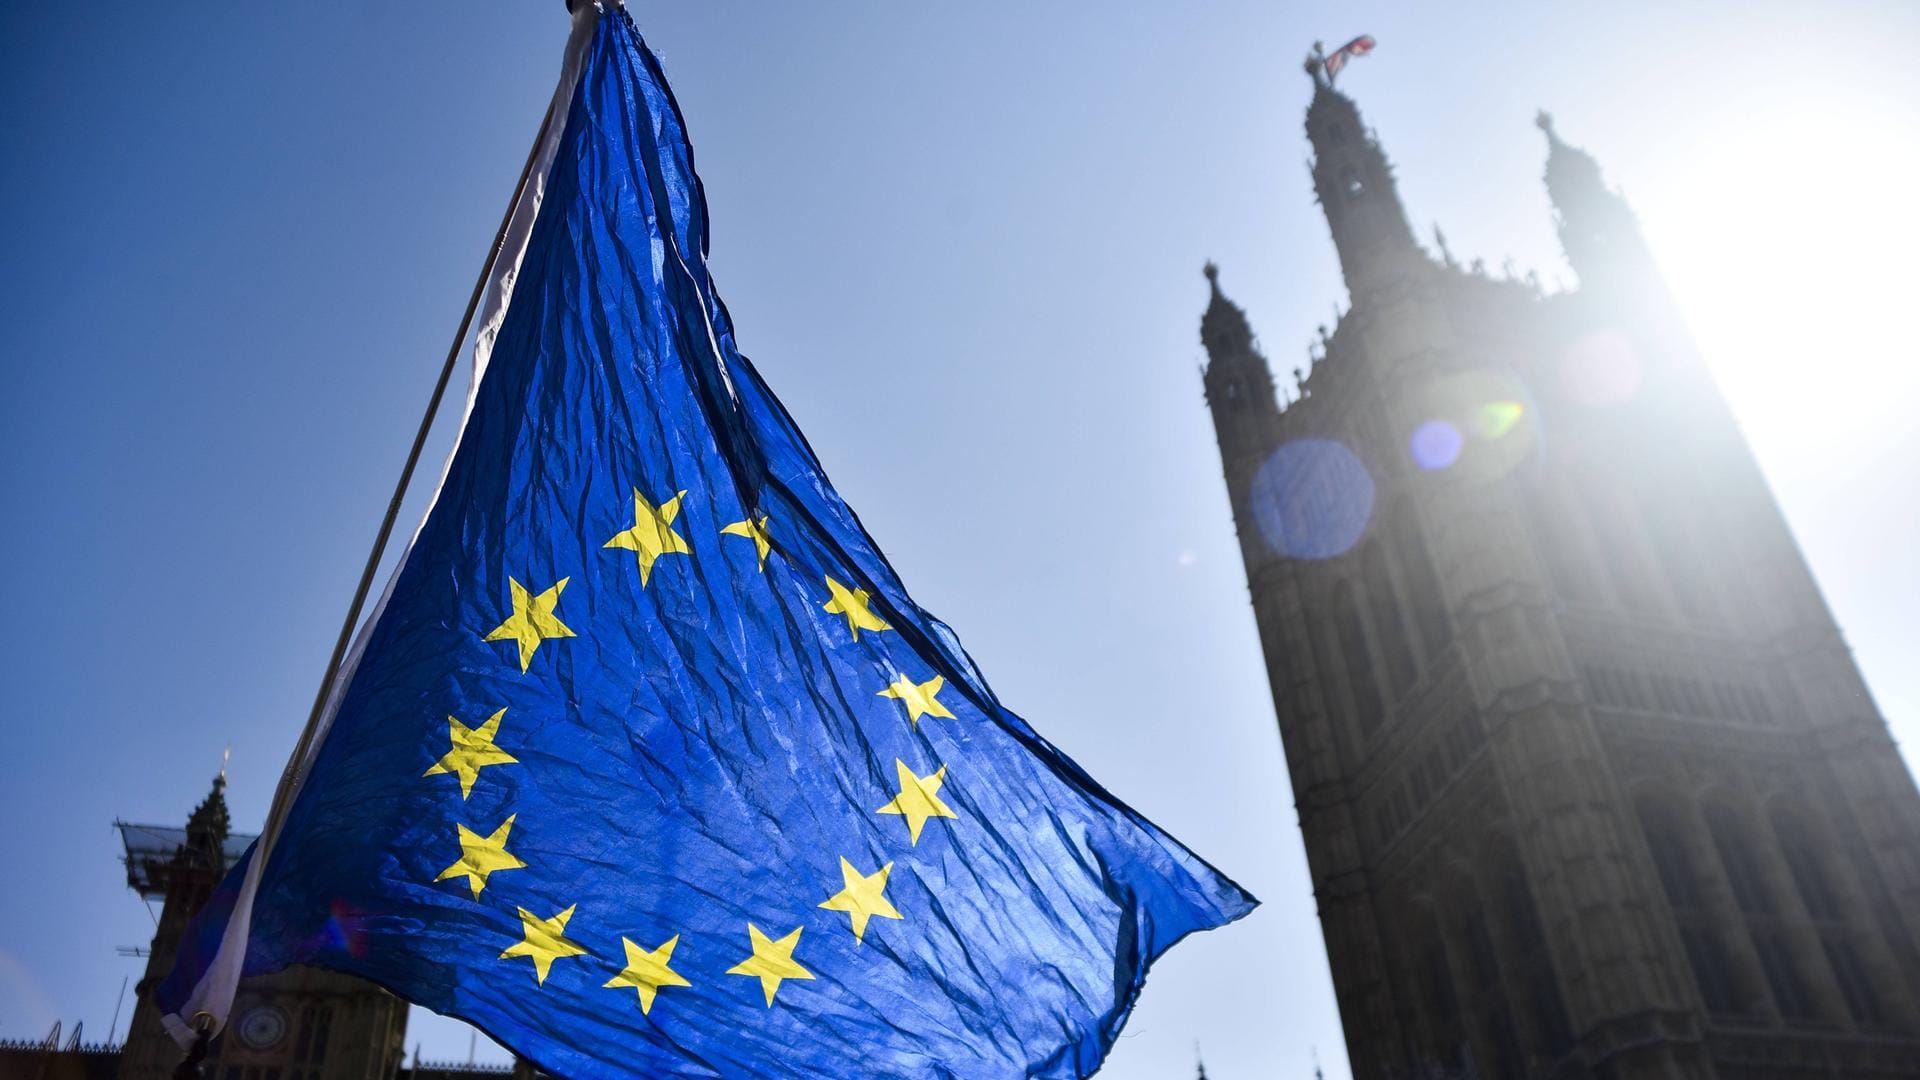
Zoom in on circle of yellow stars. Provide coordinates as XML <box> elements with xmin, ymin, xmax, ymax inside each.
<box><xmin>419</xmin><ymin>484</ymin><xmax>970</xmax><ymax>1015</ymax></box>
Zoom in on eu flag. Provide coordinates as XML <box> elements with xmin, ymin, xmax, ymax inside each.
<box><xmin>159</xmin><ymin>5</ymin><xmax>1254</xmax><ymax>1076</ymax></box>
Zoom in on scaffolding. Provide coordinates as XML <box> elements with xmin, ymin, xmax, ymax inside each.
<box><xmin>114</xmin><ymin>821</ymin><xmax>256</xmax><ymax>900</ymax></box>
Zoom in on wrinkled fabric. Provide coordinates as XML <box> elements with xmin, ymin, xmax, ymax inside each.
<box><xmin>160</xmin><ymin>10</ymin><xmax>1253</xmax><ymax>1078</ymax></box>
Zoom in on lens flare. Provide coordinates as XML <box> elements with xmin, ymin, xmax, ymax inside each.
<box><xmin>1559</xmin><ymin>331</ymin><xmax>1641</xmax><ymax>406</ymax></box>
<box><xmin>1476</xmin><ymin>400</ymin><xmax>1525</xmax><ymax>438</ymax></box>
<box><xmin>1252</xmin><ymin>438</ymin><xmax>1374</xmax><ymax>559</ymax></box>
<box><xmin>1409</xmin><ymin>420</ymin><xmax>1464</xmax><ymax>470</ymax></box>
<box><xmin>310</xmin><ymin>899</ymin><xmax>370</xmax><ymax>958</ymax></box>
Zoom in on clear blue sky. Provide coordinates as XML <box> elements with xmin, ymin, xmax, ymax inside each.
<box><xmin>3</xmin><ymin>3</ymin><xmax>1916</xmax><ymax>1078</ymax></box>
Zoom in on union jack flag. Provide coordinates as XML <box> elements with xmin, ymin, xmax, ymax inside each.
<box><xmin>1324</xmin><ymin>34</ymin><xmax>1377</xmax><ymax>83</ymax></box>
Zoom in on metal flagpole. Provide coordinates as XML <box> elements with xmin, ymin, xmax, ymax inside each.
<box><xmin>258</xmin><ymin>91</ymin><xmax>563</xmax><ymax>858</ymax></box>
<box><xmin>170</xmin><ymin>46</ymin><xmax>569</xmax><ymax>1080</ymax></box>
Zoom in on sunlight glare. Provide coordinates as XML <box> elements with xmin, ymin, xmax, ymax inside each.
<box><xmin>1638</xmin><ymin>102</ymin><xmax>1920</xmax><ymax>457</ymax></box>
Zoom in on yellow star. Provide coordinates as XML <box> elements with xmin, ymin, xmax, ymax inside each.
<box><xmin>423</xmin><ymin>708</ymin><xmax>518</xmax><ymax>799</ymax></box>
<box><xmin>604</xmin><ymin>488</ymin><xmax>692</xmax><ymax>587</ymax></box>
<box><xmin>878</xmin><ymin>673</ymin><xmax>955</xmax><ymax>727</ymax></box>
<box><xmin>818</xmin><ymin>857</ymin><xmax>903</xmax><ymax>944</ymax></box>
<box><xmin>483</xmin><ymin>577</ymin><xmax>576</xmax><ymax>672</ymax></box>
<box><xmin>603</xmin><ymin>934</ymin><xmax>691</xmax><ymax>1015</ymax></box>
<box><xmin>435</xmin><ymin>814</ymin><xmax>527</xmax><ymax>899</ymax></box>
<box><xmin>499</xmin><ymin>904</ymin><xmax>587</xmax><ymax>985</ymax></box>
<box><xmin>822</xmin><ymin>575</ymin><xmax>890</xmax><ymax>640</ymax></box>
<box><xmin>726</xmin><ymin>923</ymin><xmax>814</xmax><ymax>1006</ymax></box>
<box><xmin>875</xmin><ymin>760</ymin><xmax>957</xmax><ymax>845</ymax></box>
<box><xmin>720</xmin><ymin>513</ymin><xmax>773</xmax><ymax>571</ymax></box>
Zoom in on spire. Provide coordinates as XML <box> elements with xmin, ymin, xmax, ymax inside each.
<box><xmin>1537</xmin><ymin>110</ymin><xmax>1647</xmax><ymax>283</ymax></box>
<box><xmin>1538</xmin><ymin>111</ymin><xmax>1608</xmax><ymax>218</ymax></box>
<box><xmin>1200</xmin><ymin>261</ymin><xmax>1255</xmax><ymax>359</ymax></box>
<box><xmin>1305</xmin><ymin>68</ymin><xmax>1419</xmax><ymax>300</ymax></box>
<box><xmin>1199</xmin><ymin>263</ymin><xmax>1281</xmax><ymax>462</ymax></box>
<box><xmin>185</xmin><ymin>769</ymin><xmax>230</xmax><ymax>859</ymax></box>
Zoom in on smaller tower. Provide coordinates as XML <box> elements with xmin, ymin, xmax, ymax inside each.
<box><xmin>117</xmin><ymin>772</ymin><xmax>238</xmax><ymax>1080</ymax></box>
<box><xmin>1305</xmin><ymin>59</ymin><xmax>1420</xmax><ymax>299</ymax></box>
<box><xmin>115</xmin><ymin>773</ymin><xmax>409</xmax><ymax>1080</ymax></box>
<box><xmin>1200</xmin><ymin>263</ymin><xmax>1279</xmax><ymax>449</ymax></box>
<box><xmin>1538</xmin><ymin>111</ymin><xmax>1652</xmax><ymax>289</ymax></box>
<box><xmin>1199</xmin><ymin>264</ymin><xmax>1283</xmax><ymax>554</ymax></box>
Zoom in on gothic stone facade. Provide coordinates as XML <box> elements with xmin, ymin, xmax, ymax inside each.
<box><xmin>1202</xmin><ymin>72</ymin><xmax>1920</xmax><ymax>1079</ymax></box>
<box><xmin>116</xmin><ymin>778</ymin><xmax>408</xmax><ymax>1080</ymax></box>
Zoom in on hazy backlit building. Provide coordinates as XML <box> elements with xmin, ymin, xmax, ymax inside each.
<box><xmin>1201</xmin><ymin>60</ymin><xmax>1920</xmax><ymax>1080</ymax></box>
<box><xmin>0</xmin><ymin>776</ymin><xmax>524</xmax><ymax>1080</ymax></box>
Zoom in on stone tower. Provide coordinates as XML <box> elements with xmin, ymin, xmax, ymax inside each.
<box><xmin>1202</xmin><ymin>60</ymin><xmax>1920</xmax><ymax>1080</ymax></box>
<box><xmin>117</xmin><ymin>776</ymin><xmax>407</xmax><ymax>1080</ymax></box>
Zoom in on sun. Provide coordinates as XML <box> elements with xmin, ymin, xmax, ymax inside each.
<box><xmin>1632</xmin><ymin>100</ymin><xmax>1920</xmax><ymax>455</ymax></box>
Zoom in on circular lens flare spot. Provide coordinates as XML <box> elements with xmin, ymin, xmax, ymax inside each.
<box><xmin>1409</xmin><ymin>420</ymin><xmax>1464</xmax><ymax>470</ymax></box>
<box><xmin>1252</xmin><ymin>438</ymin><xmax>1374</xmax><ymax>560</ymax></box>
<box><xmin>1560</xmin><ymin>331</ymin><xmax>1641</xmax><ymax>406</ymax></box>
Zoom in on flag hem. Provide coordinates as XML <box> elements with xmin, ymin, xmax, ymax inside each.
<box><xmin>158</xmin><ymin>3</ymin><xmax>603</xmax><ymax>1047</ymax></box>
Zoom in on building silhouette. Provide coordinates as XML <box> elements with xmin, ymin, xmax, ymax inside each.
<box><xmin>1200</xmin><ymin>58</ymin><xmax>1920</xmax><ymax>1079</ymax></box>
<box><xmin>113</xmin><ymin>774</ymin><xmax>408</xmax><ymax>1080</ymax></box>
<box><xmin>0</xmin><ymin>777</ymin><xmax>543</xmax><ymax>1080</ymax></box>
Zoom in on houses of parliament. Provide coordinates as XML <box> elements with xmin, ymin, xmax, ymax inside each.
<box><xmin>6</xmin><ymin>54</ymin><xmax>1919</xmax><ymax>1080</ymax></box>
<box><xmin>1198</xmin><ymin>52</ymin><xmax>1920</xmax><ymax>1080</ymax></box>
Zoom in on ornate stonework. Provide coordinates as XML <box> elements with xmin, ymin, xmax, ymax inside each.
<box><xmin>114</xmin><ymin>779</ymin><xmax>407</xmax><ymax>1080</ymax></box>
<box><xmin>1203</xmin><ymin>79</ymin><xmax>1920</xmax><ymax>1079</ymax></box>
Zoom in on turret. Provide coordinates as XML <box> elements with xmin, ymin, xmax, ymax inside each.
<box><xmin>1305</xmin><ymin>58</ymin><xmax>1420</xmax><ymax>300</ymax></box>
<box><xmin>1199</xmin><ymin>263</ymin><xmax>1280</xmax><ymax>473</ymax></box>
<box><xmin>184</xmin><ymin>772</ymin><xmax>231</xmax><ymax>866</ymax></box>
<box><xmin>117</xmin><ymin>770</ymin><xmax>245</xmax><ymax>1080</ymax></box>
<box><xmin>1538</xmin><ymin>111</ymin><xmax>1652</xmax><ymax>288</ymax></box>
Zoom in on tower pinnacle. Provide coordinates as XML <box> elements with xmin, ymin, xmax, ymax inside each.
<box><xmin>185</xmin><ymin>769</ymin><xmax>230</xmax><ymax>856</ymax></box>
<box><xmin>1537</xmin><ymin>111</ymin><xmax>1648</xmax><ymax>285</ymax></box>
<box><xmin>1198</xmin><ymin>264</ymin><xmax>1280</xmax><ymax>475</ymax></box>
<box><xmin>1306</xmin><ymin>79</ymin><xmax>1419</xmax><ymax>300</ymax></box>
<box><xmin>1200</xmin><ymin>262</ymin><xmax>1253</xmax><ymax>359</ymax></box>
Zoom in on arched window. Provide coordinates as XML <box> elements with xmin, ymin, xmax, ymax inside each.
<box><xmin>1823</xmin><ymin>938</ymin><xmax>1885</xmax><ymax>1028</ymax></box>
<box><xmin>1497</xmin><ymin>857</ymin><xmax>1574</xmax><ymax>1058</ymax></box>
<box><xmin>1706</xmin><ymin>803</ymin><xmax>1820</xmax><ymax>1021</ymax></box>
<box><xmin>1459</xmin><ymin>905</ymin><xmax>1525</xmax><ymax>1080</ymax></box>
<box><xmin>1638</xmin><ymin>795</ymin><xmax>1746</xmax><ymax>1015</ymax></box>
<box><xmin>1705</xmin><ymin>804</ymin><xmax>1774</xmax><ymax>915</ymax></box>
<box><xmin>293</xmin><ymin>1007</ymin><xmax>315</xmax><ymax>1061</ymax></box>
<box><xmin>293</xmin><ymin>1005</ymin><xmax>332</xmax><ymax>1066</ymax></box>
<box><xmin>1332</xmin><ymin>581</ymin><xmax>1384</xmax><ymax>736</ymax></box>
<box><xmin>1753</xmin><ymin>932</ymin><xmax>1818</xmax><ymax>1021</ymax></box>
<box><xmin>1638</xmin><ymin>797</ymin><xmax>1703</xmax><ymax>908</ymax></box>
<box><xmin>1770</xmin><ymin>806</ymin><xmax>1840</xmax><ymax>920</ymax></box>
<box><xmin>1769</xmin><ymin>805</ymin><xmax>1888</xmax><ymax>1028</ymax></box>
<box><xmin>1405</xmin><ymin>904</ymin><xmax>1465</xmax><ymax>1070</ymax></box>
<box><xmin>1390</xmin><ymin>508</ymin><xmax>1451</xmax><ymax>658</ymax></box>
<box><xmin>1363</xmin><ymin>543</ymin><xmax>1418</xmax><ymax>699</ymax></box>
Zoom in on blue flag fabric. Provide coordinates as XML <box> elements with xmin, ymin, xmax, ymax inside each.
<box><xmin>160</xmin><ymin>8</ymin><xmax>1253</xmax><ymax>1077</ymax></box>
